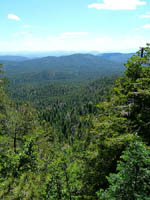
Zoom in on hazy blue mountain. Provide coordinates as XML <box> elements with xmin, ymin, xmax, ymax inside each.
<box><xmin>0</xmin><ymin>56</ymin><xmax>29</xmax><ymax>62</ymax></box>
<box><xmin>2</xmin><ymin>53</ymin><xmax>123</xmax><ymax>73</ymax></box>
<box><xmin>1</xmin><ymin>54</ymin><xmax>124</xmax><ymax>84</ymax></box>
<box><xmin>99</xmin><ymin>53</ymin><xmax>134</xmax><ymax>63</ymax></box>
<box><xmin>0</xmin><ymin>51</ymin><xmax>93</xmax><ymax>58</ymax></box>
<box><xmin>16</xmin><ymin>51</ymin><xmax>77</xmax><ymax>58</ymax></box>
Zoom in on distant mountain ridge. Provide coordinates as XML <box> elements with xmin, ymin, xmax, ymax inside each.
<box><xmin>0</xmin><ymin>51</ymin><xmax>99</xmax><ymax>58</ymax></box>
<box><xmin>99</xmin><ymin>53</ymin><xmax>134</xmax><ymax>63</ymax></box>
<box><xmin>0</xmin><ymin>53</ymin><xmax>134</xmax><ymax>84</ymax></box>
<box><xmin>0</xmin><ymin>56</ymin><xmax>29</xmax><ymax>62</ymax></box>
<box><xmin>0</xmin><ymin>51</ymin><xmax>134</xmax><ymax>58</ymax></box>
<box><xmin>2</xmin><ymin>53</ymin><xmax>123</xmax><ymax>73</ymax></box>
<box><xmin>0</xmin><ymin>52</ymin><xmax>134</xmax><ymax>63</ymax></box>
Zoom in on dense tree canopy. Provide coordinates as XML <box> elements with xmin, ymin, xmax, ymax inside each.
<box><xmin>0</xmin><ymin>44</ymin><xmax>150</xmax><ymax>199</ymax></box>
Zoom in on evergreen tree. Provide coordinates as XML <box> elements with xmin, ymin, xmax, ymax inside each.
<box><xmin>97</xmin><ymin>137</ymin><xmax>150</xmax><ymax>200</ymax></box>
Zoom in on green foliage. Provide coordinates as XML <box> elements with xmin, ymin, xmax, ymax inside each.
<box><xmin>97</xmin><ymin>137</ymin><xmax>150</xmax><ymax>200</ymax></box>
<box><xmin>0</xmin><ymin>137</ymin><xmax>40</xmax><ymax>199</ymax></box>
<box><xmin>9</xmin><ymin>77</ymin><xmax>115</xmax><ymax>143</ymax></box>
<box><xmin>3</xmin><ymin>54</ymin><xmax>123</xmax><ymax>83</ymax></box>
<box><xmin>42</xmin><ymin>147</ymin><xmax>84</xmax><ymax>200</ymax></box>
<box><xmin>1</xmin><ymin>44</ymin><xmax>150</xmax><ymax>199</ymax></box>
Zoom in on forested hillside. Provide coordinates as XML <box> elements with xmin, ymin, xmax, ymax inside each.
<box><xmin>0</xmin><ymin>56</ymin><xmax>29</xmax><ymax>62</ymax></box>
<box><xmin>2</xmin><ymin>54</ymin><xmax>123</xmax><ymax>84</ymax></box>
<box><xmin>99</xmin><ymin>52</ymin><xmax>134</xmax><ymax>63</ymax></box>
<box><xmin>1</xmin><ymin>45</ymin><xmax>150</xmax><ymax>199</ymax></box>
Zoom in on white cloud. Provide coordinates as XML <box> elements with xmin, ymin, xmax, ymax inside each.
<box><xmin>135</xmin><ymin>24</ymin><xmax>150</xmax><ymax>30</ymax></box>
<box><xmin>23</xmin><ymin>25</ymin><xmax>31</xmax><ymax>29</ymax></box>
<box><xmin>1</xmin><ymin>32</ymin><xmax>149</xmax><ymax>53</ymax></box>
<box><xmin>12</xmin><ymin>33</ymin><xmax>21</xmax><ymax>37</ymax></box>
<box><xmin>142</xmin><ymin>24</ymin><xmax>150</xmax><ymax>29</ymax></box>
<box><xmin>140</xmin><ymin>12</ymin><xmax>150</xmax><ymax>18</ymax></box>
<box><xmin>88</xmin><ymin>0</ymin><xmax>146</xmax><ymax>10</ymax></box>
<box><xmin>136</xmin><ymin>28</ymin><xmax>140</xmax><ymax>31</ymax></box>
<box><xmin>60</xmin><ymin>32</ymin><xmax>88</xmax><ymax>39</ymax></box>
<box><xmin>20</xmin><ymin>34</ymin><xmax>147</xmax><ymax>52</ymax></box>
<box><xmin>8</xmin><ymin>14</ymin><xmax>20</xmax><ymax>21</ymax></box>
<box><xmin>12</xmin><ymin>32</ymin><xmax>31</xmax><ymax>37</ymax></box>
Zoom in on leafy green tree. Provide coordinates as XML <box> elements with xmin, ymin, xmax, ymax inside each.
<box><xmin>42</xmin><ymin>144</ymin><xmax>85</xmax><ymax>200</ymax></box>
<box><xmin>114</xmin><ymin>44</ymin><xmax>150</xmax><ymax>142</ymax></box>
<box><xmin>81</xmin><ymin>44</ymin><xmax>150</xmax><ymax>198</ymax></box>
<box><xmin>0</xmin><ymin>136</ymin><xmax>41</xmax><ymax>200</ymax></box>
<box><xmin>97</xmin><ymin>137</ymin><xmax>150</xmax><ymax>200</ymax></box>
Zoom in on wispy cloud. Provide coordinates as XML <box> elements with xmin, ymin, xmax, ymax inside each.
<box><xmin>1</xmin><ymin>33</ymin><xmax>149</xmax><ymax>52</ymax></box>
<box><xmin>23</xmin><ymin>25</ymin><xmax>31</xmax><ymax>29</ymax></box>
<box><xmin>140</xmin><ymin>12</ymin><xmax>150</xmax><ymax>18</ymax></box>
<box><xmin>12</xmin><ymin>32</ymin><xmax>33</xmax><ymax>38</ymax></box>
<box><xmin>136</xmin><ymin>24</ymin><xmax>150</xmax><ymax>30</ymax></box>
<box><xmin>136</xmin><ymin>28</ymin><xmax>140</xmax><ymax>31</ymax></box>
<box><xmin>8</xmin><ymin>14</ymin><xmax>20</xmax><ymax>21</ymax></box>
<box><xmin>142</xmin><ymin>24</ymin><xmax>150</xmax><ymax>29</ymax></box>
<box><xmin>88</xmin><ymin>0</ymin><xmax>146</xmax><ymax>10</ymax></box>
<box><xmin>60</xmin><ymin>32</ymin><xmax>88</xmax><ymax>39</ymax></box>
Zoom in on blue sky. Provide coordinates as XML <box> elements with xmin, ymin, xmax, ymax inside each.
<box><xmin>1</xmin><ymin>0</ymin><xmax>150</xmax><ymax>52</ymax></box>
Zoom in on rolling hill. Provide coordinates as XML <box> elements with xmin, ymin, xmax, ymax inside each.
<box><xmin>99</xmin><ymin>53</ymin><xmax>134</xmax><ymax>63</ymax></box>
<box><xmin>0</xmin><ymin>56</ymin><xmax>29</xmax><ymax>62</ymax></box>
<box><xmin>1</xmin><ymin>54</ymin><xmax>124</xmax><ymax>83</ymax></box>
